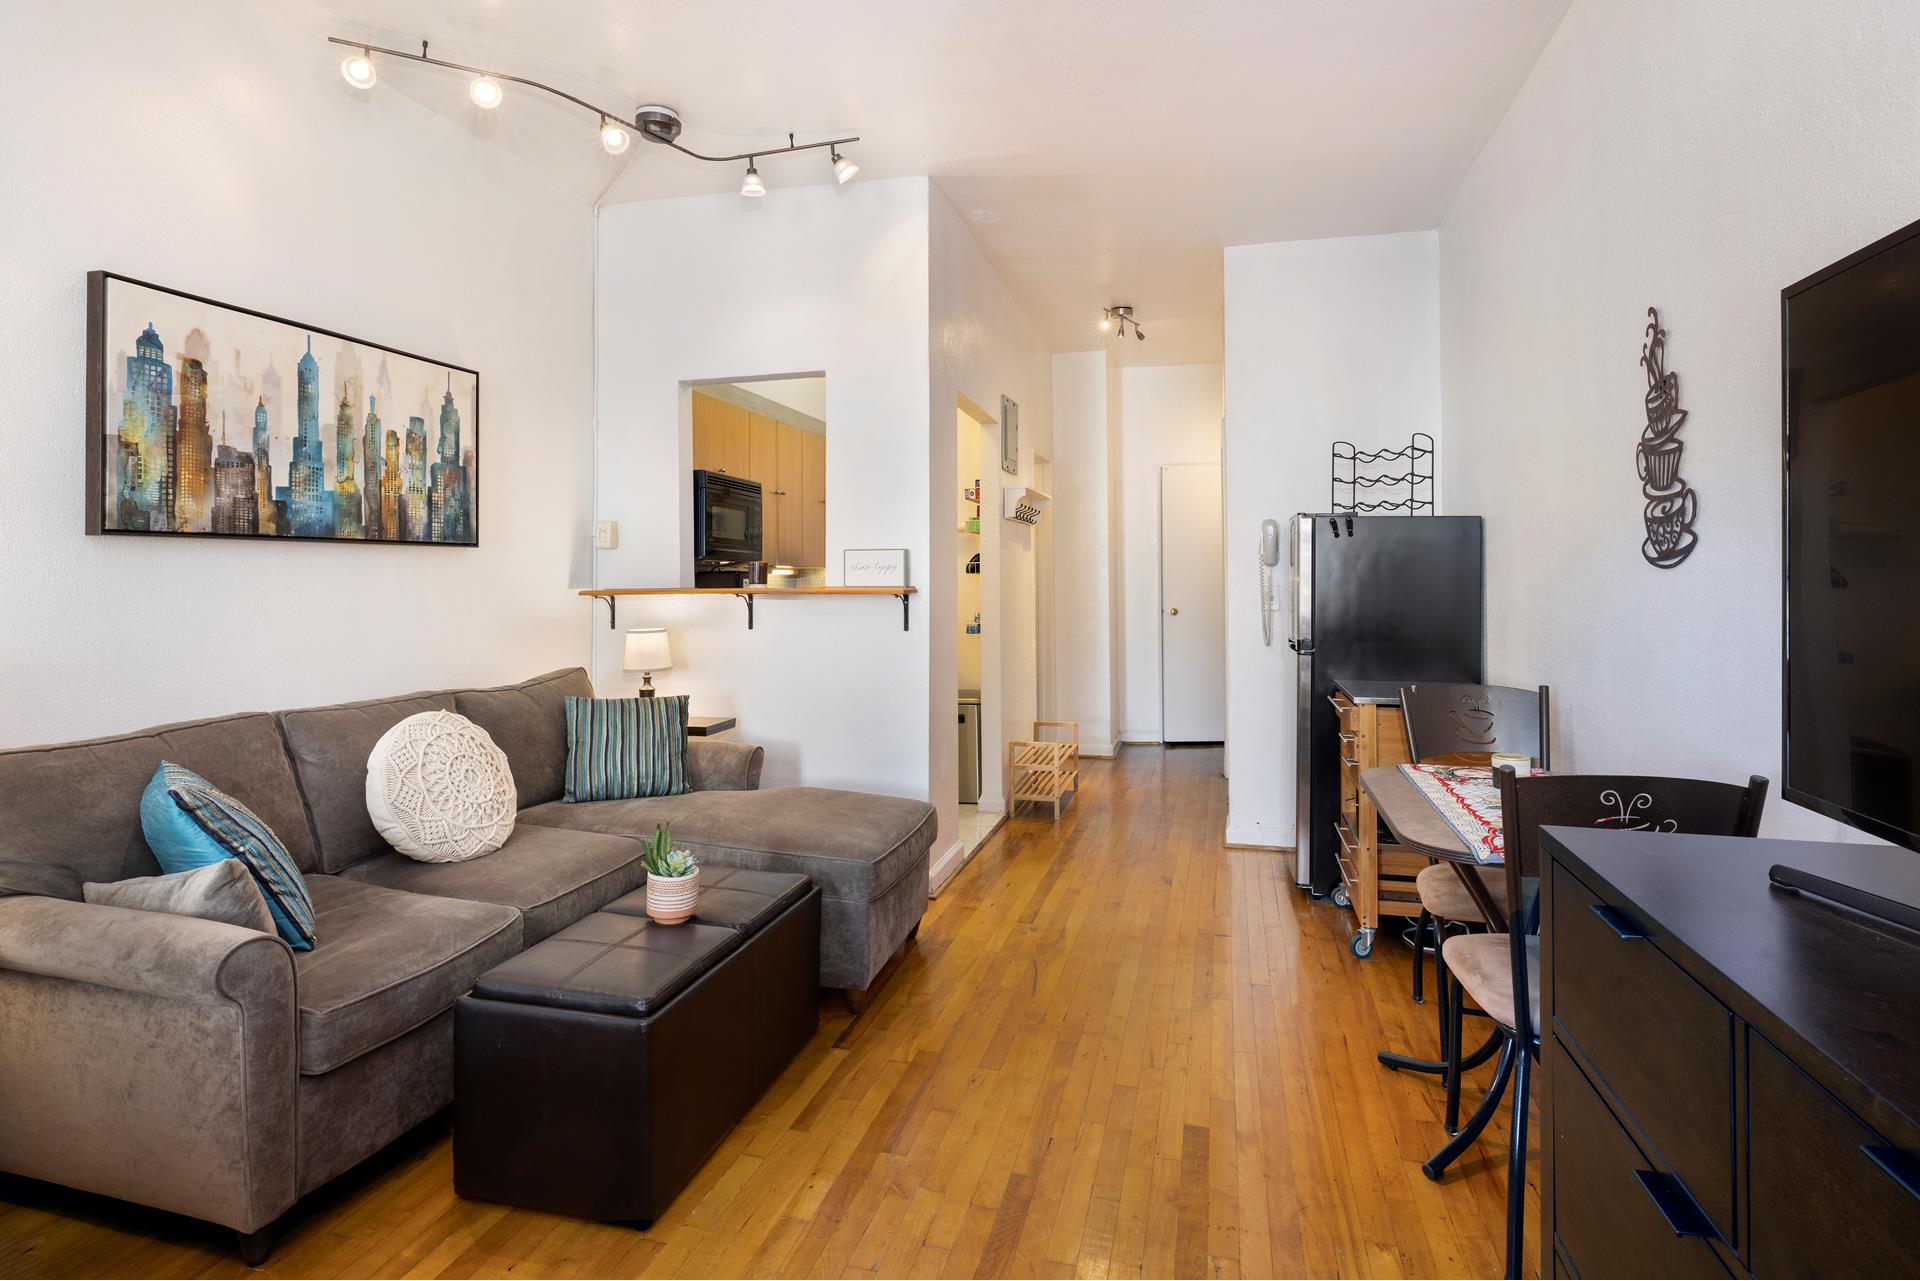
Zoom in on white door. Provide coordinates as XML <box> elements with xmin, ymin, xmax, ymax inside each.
<box><xmin>1160</xmin><ymin>464</ymin><xmax>1226</xmax><ymax>742</ymax></box>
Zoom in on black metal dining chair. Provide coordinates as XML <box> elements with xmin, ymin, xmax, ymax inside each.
<box><xmin>1437</xmin><ymin>768</ymin><xmax>1767</xmax><ymax>1278</ymax></box>
<box><xmin>1396</xmin><ymin>683</ymin><xmax>1549</xmax><ymax>1126</ymax></box>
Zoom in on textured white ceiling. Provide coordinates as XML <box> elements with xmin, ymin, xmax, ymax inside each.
<box><xmin>265</xmin><ymin>0</ymin><xmax>1570</xmax><ymax>365</ymax></box>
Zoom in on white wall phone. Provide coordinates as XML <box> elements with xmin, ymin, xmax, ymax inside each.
<box><xmin>1258</xmin><ymin>518</ymin><xmax>1281</xmax><ymax>645</ymax></box>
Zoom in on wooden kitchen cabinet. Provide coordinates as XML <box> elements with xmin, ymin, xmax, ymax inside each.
<box><xmin>776</xmin><ymin>422</ymin><xmax>806</xmax><ymax>565</ymax></box>
<box><xmin>800</xmin><ymin>429</ymin><xmax>825</xmax><ymax>567</ymax></box>
<box><xmin>692</xmin><ymin>393</ymin><xmax>749</xmax><ymax>479</ymax></box>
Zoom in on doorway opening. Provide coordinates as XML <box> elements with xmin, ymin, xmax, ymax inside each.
<box><xmin>686</xmin><ymin>375</ymin><xmax>826</xmax><ymax>584</ymax></box>
<box><xmin>955</xmin><ymin>394</ymin><xmax>1003</xmax><ymax>860</ymax></box>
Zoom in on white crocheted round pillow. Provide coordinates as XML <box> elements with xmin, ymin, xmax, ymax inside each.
<box><xmin>365</xmin><ymin>711</ymin><xmax>516</xmax><ymax>863</ymax></box>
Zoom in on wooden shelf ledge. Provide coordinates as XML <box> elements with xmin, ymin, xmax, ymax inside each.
<box><xmin>579</xmin><ymin>585</ymin><xmax>917</xmax><ymax>631</ymax></box>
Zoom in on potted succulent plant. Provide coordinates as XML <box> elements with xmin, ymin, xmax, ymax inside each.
<box><xmin>640</xmin><ymin>825</ymin><xmax>700</xmax><ymax>924</ymax></box>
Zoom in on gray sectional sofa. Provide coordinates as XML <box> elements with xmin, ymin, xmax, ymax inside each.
<box><xmin>0</xmin><ymin>667</ymin><xmax>933</xmax><ymax>1254</ymax></box>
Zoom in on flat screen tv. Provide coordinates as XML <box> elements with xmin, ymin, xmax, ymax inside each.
<box><xmin>1783</xmin><ymin>216</ymin><xmax>1920</xmax><ymax>851</ymax></box>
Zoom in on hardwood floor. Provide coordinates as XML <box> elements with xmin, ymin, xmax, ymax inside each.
<box><xmin>0</xmin><ymin>746</ymin><xmax>1537</xmax><ymax>1279</ymax></box>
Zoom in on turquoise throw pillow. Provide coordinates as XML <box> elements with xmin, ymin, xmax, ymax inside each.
<box><xmin>563</xmin><ymin>694</ymin><xmax>691</xmax><ymax>803</ymax></box>
<box><xmin>140</xmin><ymin>762</ymin><xmax>316</xmax><ymax>950</ymax></box>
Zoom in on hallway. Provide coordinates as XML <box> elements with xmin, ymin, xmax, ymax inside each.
<box><xmin>0</xmin><ymin>747</ymin><xmax>1534</xmax><ymax>1278</ymax></box>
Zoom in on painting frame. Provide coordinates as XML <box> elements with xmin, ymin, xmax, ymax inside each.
<box><xmin>85</xmin><ymin>270</ymin><xmax>480</xmax><ymax>546</ymax></box>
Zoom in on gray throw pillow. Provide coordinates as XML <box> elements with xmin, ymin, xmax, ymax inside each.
<box><xmin>84</xmin><ymin>859</ymin><xmax>277</xmax><ymax>936</ymax></box>
<box><xmin>0</xmin><ymin>860</ymin><xmax>84</xmax><ymax>901</ymax></box>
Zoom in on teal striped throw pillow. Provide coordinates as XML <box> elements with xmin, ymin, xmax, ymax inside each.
<box><xmin>563</xmin><ymin>694</ymin><xmax>691</xmax><ymax>803</ymax></box>
<box><xmin>140</xmin><ymin>761</ymin><xmax>317</xmax><ymax>950</ymax></box>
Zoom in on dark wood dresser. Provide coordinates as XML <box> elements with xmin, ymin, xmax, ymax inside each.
<box><xmin>1540</xmin><ymin>827</ymin><xmax>1920</xmax><ymax>1278</ymax></box>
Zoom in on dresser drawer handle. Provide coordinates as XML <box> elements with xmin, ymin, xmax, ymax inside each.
<box><xmin>1338</xmin><ymin>731</ymin><xmax>1359</xmax><ymax>744</ymax></box>
<box><xmin>1632</xmin><ymin>1169</ymin><xmax>1713</xmax><ymax>1238</ymax></box>
<box><xmin>1589</xmin><ymin>903</ymin><xmax>1648</xmax><ymax>940</ymax></box>
<box><xmin>1863</xmin><ymin>1145</ymin><xmax>1920</xmax><ymax>1201</ymax></box>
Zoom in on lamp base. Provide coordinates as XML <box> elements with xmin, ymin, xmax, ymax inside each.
<box><xmin>637</xmin><ymin>673</ymin><xmax>657</xmax><ymax>698</ymax></box>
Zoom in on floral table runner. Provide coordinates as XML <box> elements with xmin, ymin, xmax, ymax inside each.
<box><xmin>1398</xmin><ymin>763</ymin><xmax>1513</xmax><ymax>865</ymax></box>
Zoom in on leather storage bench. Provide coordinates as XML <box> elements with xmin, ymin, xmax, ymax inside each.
<box><xmin>452</xmin><ymin>873</ymin><xmax>819</xmax><ymax>1225</ymax></box>
<box><xmin>602</xmin><ymin>868</ymin><xmax>818</xmax><ymax>1098</ymax></box>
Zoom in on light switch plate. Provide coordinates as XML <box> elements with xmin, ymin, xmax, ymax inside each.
<box><xmin>593</xmin><ymin>520</ymin><xmax>618</xmax><ymax>550</ymax></box>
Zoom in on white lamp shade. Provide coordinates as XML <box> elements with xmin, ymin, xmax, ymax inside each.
<box><xmin>623</xmin><ymin>628</ymin><xmax>673</xmax><ymax>673</ymax></box>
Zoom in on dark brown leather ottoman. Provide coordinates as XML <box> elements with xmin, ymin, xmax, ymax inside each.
<box><xmin>453</xmin><ymin>874</ymin><xmax>818</xmax><ymax>1226</ymax></box>
<box><xmin>603</xmin><ymin>868</ymin><xmax>818</xmax><ymax>1098</ymax></box>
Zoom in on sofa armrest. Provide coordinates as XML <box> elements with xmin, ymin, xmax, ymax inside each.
<box><xmin>0</xmin><ymin>895</ymin><xmax>298</xmax><ymax>1233</ymax></box>
<box><xmin>688</xmin><ymin>738</ymin><xmax>764</xmax><ymax>791</ymax></box>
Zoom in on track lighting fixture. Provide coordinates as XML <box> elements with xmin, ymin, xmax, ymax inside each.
<box><xmin>1103</xmin><ymin>306</ymin><xmax>1146</xmax><ymax>343</ymax></box>
<box><xmin>324</xmin><ymin>37</ymin><xmax>860</xmax><ymax>192</ymax></box>
<box><xmin>339</xmin><ymin>48</ymin><xmax>376</xmax><ymax>89</ymax></box>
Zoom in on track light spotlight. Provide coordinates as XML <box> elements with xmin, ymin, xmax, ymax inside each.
<box><xmin>340</xmin><ymin>49</ymin><xmax>376</xmax><ymax>88</ymax></box>
<box><xmin>1136</xmin><ymin>328</ymin><xmax>1146</xmax><ymax>341</ymax></box>
<box><xmin>831</xmin><ymin>149</ymin><xmax>859</xmax><ymax>184</ymax></box>
<box><xmin>600</xmin><ymin>119</ymin><xmax>631</xmax><ymax>155</ymax></box>
<box><xmin>1100</xmin><ymin>314</ymin><xmax>1112</xmax><ymax>331</ymax></box>
<box><xmin>469</xmin><ymin>75</ymin><xmax>503</xmax><ymax>109</ymax></box>
<box><xmin>741</xmin><ymin>160</ymin><xmax>766</xmax><ymax>197</ymax></box>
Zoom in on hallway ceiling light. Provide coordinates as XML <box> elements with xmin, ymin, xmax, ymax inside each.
<box><xmin>1103</xmin><ymin>306</ymin><xmax>1145</xmax><ymax>343</ymax></box>
<box><xmin>339</xmin><ymin>49</ymin><xmax>376</xmax><ymax>89</ymax></box>
<box><xmin>469</xmin><ymin>75</ymin><xmax>504</xmax><ymax>109</ymax></box>
<box><xmin>325</xmin><ymin>37</ymin><xmax>860</xmax><ymax>191</ymax></box>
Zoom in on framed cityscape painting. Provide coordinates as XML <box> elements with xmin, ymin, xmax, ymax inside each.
<box><xmin>86</xmin><ymin>272</ymin><xmax>478</xmax><ymax>545</ymax></box>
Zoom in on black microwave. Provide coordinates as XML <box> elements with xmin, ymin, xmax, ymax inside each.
<box><xmin>693</xmin><ymin>470</ymin><xmax>763</xmax><ymax>563</ymax></box>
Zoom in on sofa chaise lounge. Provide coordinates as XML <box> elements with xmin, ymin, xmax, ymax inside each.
<box><xmin>0</xmin><ymin>668</ymin><xmax>933</xmax><ymax>1259</ymax></box>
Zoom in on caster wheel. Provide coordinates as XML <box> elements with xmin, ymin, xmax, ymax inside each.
<box><xmin>1350</xmin><ymin>931</ymin><xmax>1374</xmax><ymax>958</ymax></box>
<box><xmin>1331</xmin><ymin>885</ymin><xmax>1352</xmax><ymax>909</ymax></box>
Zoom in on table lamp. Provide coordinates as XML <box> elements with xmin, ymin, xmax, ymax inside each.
<box><xmin>622</xmin><ymin>627</ymin><xmax>673</xmax><ymax>698</ymax></box>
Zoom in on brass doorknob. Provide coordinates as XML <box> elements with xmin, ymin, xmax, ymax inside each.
<box><xmin>1169</xmin><ymin>607</ymin><xmax>1180</xmax><ymax>616</ymax></box>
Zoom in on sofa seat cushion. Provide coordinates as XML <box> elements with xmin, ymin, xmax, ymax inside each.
<box><xmin>295</xmin><ymin>876</ymin><xmax>520</xmax><ymax>1076</ymax></box>
<box><xmin>519</xmin><ymin>786</ymin><xmax>937</xmax><ymax>903</ymax></box>
<box><xmin>336</xmin><ymin>823</ymin><xmax>646</xmax><ymax>944</ymax></box>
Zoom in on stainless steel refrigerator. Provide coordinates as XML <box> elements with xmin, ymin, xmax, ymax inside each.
<box><xmin>1287</xmin><ymin>514</ymin><xmax>1484</xmax><ymax>892</ymax></box>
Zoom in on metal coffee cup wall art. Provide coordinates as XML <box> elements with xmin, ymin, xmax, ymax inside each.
<box><xmin>1637</xmin><ymin>307</ymin><xmax>1698</xmax><ymax>567</ymax></box>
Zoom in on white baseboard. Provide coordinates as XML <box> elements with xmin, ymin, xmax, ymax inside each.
<box><xmin>1224</xmin><ymin>822</ymin><xmax>1290</xmax><ymax>850</ymax></box>
<box><xmin>929</xmin><ymin>839</ymin><xmax>968</xmax><ymax>896</ymax></box>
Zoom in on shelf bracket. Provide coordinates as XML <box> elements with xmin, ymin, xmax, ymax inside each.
<box><xmin>598</xmin><ymin>595</ymin><xmax>617</xmax><ymax>630</ymax></box>
<box><xmin>898</xmin><ymin>591</ymin><xmax>911</xmax><ymax>630</ymax></box>
<box><xmin>735</xmin><ymin>593</ymin><xmax>755</xmax><ymax>630</ymax></box>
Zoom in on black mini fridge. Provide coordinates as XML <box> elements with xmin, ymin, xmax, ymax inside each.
<box><xmin>1286</xmin><ymin>514</ymin><xmax>1484</xmax><ymax>895</ymax></box>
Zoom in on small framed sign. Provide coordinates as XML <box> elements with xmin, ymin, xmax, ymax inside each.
<box><xmin>1000</xmin><ymin>395</ymin><xmax>1020</xmax><ymax>475</ymax></box>
<box><xmin>843</xmin><ymin>548</ymin><xmax>909</xmax><ymax>587</ymax></box>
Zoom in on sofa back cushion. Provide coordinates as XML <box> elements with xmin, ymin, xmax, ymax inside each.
<box><xmin>453</xmin><ymin>668</ymin><xmax>592</xmax><ymax>808</ymax></box>
<box><xmin>277</xmin><ymin>691</ymin><xmax>455</xmax><ymax>873</ymax></box>
<box><xmin>0</xmin><ymin>712</ymin><xmax>319</xmax><ymax>882</ymax></box>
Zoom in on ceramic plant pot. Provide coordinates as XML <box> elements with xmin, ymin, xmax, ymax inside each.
<box><xmin>645</xmin><ymin>867</ymin><xmax>700</xmax><ymax>925</ymax></box>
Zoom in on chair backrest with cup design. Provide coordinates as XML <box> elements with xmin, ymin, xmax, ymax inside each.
<box><xmin>1400</xmin><ymin>683</ymin><xmax>1552</xmax><ymax>770</ymax></box>
<box><xmin>1493</xmin><ymin>768</ymin><xmax>1768</xmax><ymax>1048</ymax></box>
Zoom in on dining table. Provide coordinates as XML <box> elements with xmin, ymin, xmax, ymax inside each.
<box><xmin>1359</xmin><ymin>762</ymin><xmax>1530</xmax><ymax>1182</ymax></box>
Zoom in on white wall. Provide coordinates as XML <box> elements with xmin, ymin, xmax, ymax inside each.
<box><xmin>0</xmin><ymin>0</ymin><xmax>593</xmax><ymax>746</ymax></box>
<box><xmin>1117</xmin><ymin>364</ymin><xmax>1224</xmax><ymax>741</ymax></box>
<box><xmin>593</xmin><ymin>180</ymin><xmax>933</xmax><ymax>807</ymax></box>
<box><xmin>1222</xmin><ymin>232</ymin><xmax>1441</xmax><ymax>845</ymax></box>
<box><xmin>1440</xmin><ymin>0</ymin><xmax>1920</xmax><ymax>842</ymax></box>
<box><xmin>1050</xmin><ymin>351</ymin><xmax>1119</xmax><ymax>751</ymax></box>
<box><xmin>929</xmin><ymin>189</ymin><xmax>1053</xmax><ymax>863</ymax></box>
